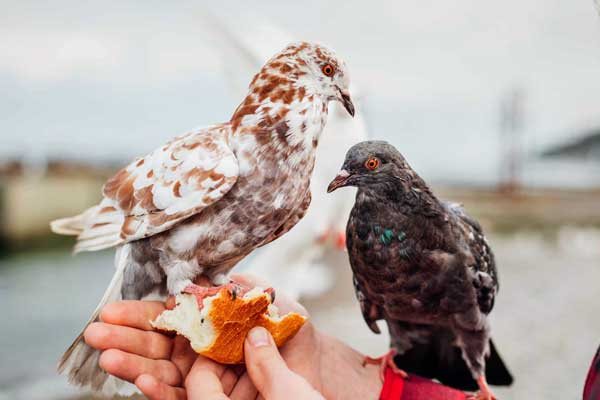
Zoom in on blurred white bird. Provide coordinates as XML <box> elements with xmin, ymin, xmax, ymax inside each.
<box><xmin>201</xmin><ymin>9</ymin><xmax>369</xmax><ymax>299</ymax></box>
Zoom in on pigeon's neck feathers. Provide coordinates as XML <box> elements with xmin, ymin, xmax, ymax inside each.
<box><xmin>228</xmin><ymin>42</ymin><xmax>338</xmax><ymax>170</ymax></box>
<box><xmin>357</xmin><ymin>171</ymin><xmax>445</xmax><ymax>218</ymax></box>
<box><xmin>229</xmin><ymin>70</ymin><xmax>328</xmax><ymax>168</ymax></box>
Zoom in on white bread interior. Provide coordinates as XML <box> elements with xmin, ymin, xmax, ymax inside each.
<box><xmin>151</xmin><ymin>287</ymin><xmax>281</xmax><ymax>353</ymax></box>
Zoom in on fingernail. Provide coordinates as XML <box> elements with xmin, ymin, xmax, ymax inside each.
<box><xmin>248</xmin><ymin>327</ymin><xmax>270</xmax><ymax>347</ymax></box>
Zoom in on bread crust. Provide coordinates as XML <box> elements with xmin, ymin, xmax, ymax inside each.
<box><xmin>153</xmin><ymin>288</ymin><xmax>307</xmax><ymax>364</ymax></box>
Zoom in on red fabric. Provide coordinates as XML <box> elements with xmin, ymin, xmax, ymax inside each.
<box><xmin>583</xmin><ymin>346</ymin><xmax>600</xmax><ymax>400</ymax></box>
<box><xmin>379</xmin><ymin>368</ymin><xmax>467</xmax><ymax>400</ymax></box>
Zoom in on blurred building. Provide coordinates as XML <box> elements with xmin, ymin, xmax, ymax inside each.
<box><xmin>542</xmin><ymin>128</ymin><xmax>600</xmax><ymax>162</ymax></box>
<box><xmin>0</xmin><ymin>158</ymin><xmax>115</xmax><ymax>247</ymax></box>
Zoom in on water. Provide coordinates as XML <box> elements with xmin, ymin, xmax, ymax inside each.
<box><xmin>0</xmin><ymin>251</ymin><xmax>115</xmax><ymax>400</ymax></box>
<box><xmin>1</xmin><ymin>228</ymin><xmax>599</xmax><ymax>399</ymax></box>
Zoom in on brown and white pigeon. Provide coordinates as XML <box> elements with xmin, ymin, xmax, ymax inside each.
<box><xmin>51</xmin><ymin>41</ymin><xmax>354</xmax><ymax>394</ymax></box>
<box><xmin>327</xmin><ymin>141</ymin><xmax>513</xmax><ymax>400</ymax></box>
<box><xmin>201</xmin><ymin>11</ymin><xmax>369</xmax><ymax>299</ymax></box>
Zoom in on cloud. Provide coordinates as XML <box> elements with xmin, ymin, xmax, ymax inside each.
<box><xmin>2</xmin><ymin>0</ymin><xmax>600</xmax><ymax>185</ymax></box>
<box><xmin>0</xmin><ymin>30</ymin><xmax>125</xmax><ymax>82</ymax></box>
<box><xmin>0</xmin><ymin>25</ymin><xmax>220</xmax><ymax>84</ymax></box>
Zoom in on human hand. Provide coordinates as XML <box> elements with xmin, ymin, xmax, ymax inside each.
<box><xmin>232</xmin><ymin>275</ymin><xmax>382</xmax><ymax>400</ymax></box>
<box><xmin>176</xmin><ymin>326</ymin><xmax>324</xmax><ymax>400</ymax></box>
<box><xmin>84</xmin><ymin>297</ymin><xmax>262</xmax><ymax>399</ymax></box>
<box><xmin>84</xmin><ymin>275</ymin><xmax>381</xmax><ymax>399</ymax></box>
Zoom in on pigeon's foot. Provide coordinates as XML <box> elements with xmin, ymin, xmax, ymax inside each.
<box><xmin>183</xmin><ymin>283</ymin><xmax>276</xmax><ymax>309</ymax></box>
<box><xmin>466</xmin><ymin>376</ymin><xmax>496</xmax><ymax>400</ymax></box>
<box><xmin>335</xmin><ymin>230</ymin><xmax>346</xmax><ymax>250</ymax></box>
<box><xmin>184</xmin><ymin>283</ymin><xmax>246</xmax><ymax>310</ymax></box>
<box><xmin>363</xmin><ymin>348</ymin><xmax>408</xmax><ymax>382</ymax></box>
<box><xmin>228</xmin><ymin>276</ymin><xmax>275</xmax><ymax>302</ymax></box>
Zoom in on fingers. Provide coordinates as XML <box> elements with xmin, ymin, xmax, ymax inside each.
<box><xmin>220</xmin><ymin>368</ymin><xmax>241</xmax><ymax>396</ymax></box>
<box><xmin>185</xmin><ymin>356</ymin><xmax>229</xmax><ymax>400</ymax></box>
<box><xmin>100</xmin><ymin>300</ymin><xmax>166</xmax><ymax>330</ymax></box>
<box><xmin>271</xmin><ymin>289</ymin><xmax>309</xmax><ymax>317</ymax></box>
<box><xmin>229</xmin><ymin>373</ymin><xmax>258</xmax><ymax>400</ymax></box>
<box><xmin>99</xmin><ymin>349</ymin><xmax>182</xmax><ymax>386</ymax></box>
<box><xmin>244</xmin><ymin>327</ymin><xmax>324</xmax><ymax>400</ymax></box>
<box><xmin>135</xmin><ymin>374</ymin><xmax>186</xmax><ymax>400</ymax></box>
<box><xmin>85</xmin><ymin>322</ymin><xmax>172</xmax><ymax>360</ymax></box>
<box><xmin>170</xmin><ymin>335</ymin><xmax>198</xmax><ymax>378</ymax></box>
<box><xmin>183</xmin><ymin>356</ymin><xmax>258</xmax><ymax>400</ymax></box>
<box><xmin>166</xmin><ymin>295</ymin><xmax>177</xmax><ymax>310</ymax></box>
<box><xmin>243</xmin><ymin>327</ymin><xmax>293</xmax><ymax>399</ymax></box>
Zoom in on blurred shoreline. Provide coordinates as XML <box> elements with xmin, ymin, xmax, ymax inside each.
<box><xmin>2</xmin><ymin>169</ymin><xmax>599</xmax><ymax>256</ymax></box>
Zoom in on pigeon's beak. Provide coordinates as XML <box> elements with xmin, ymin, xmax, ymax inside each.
<box><xmin>327</xmin><ymin>170</ymin><xmax>351</xmax><ymax>193</ymax></box>
<box><xmin>338</xmin><ymin>89</ymin><xmax>355</xmax><ymax>117</ymax></box>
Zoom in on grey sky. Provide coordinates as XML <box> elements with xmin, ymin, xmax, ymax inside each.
<box><xmin>2</xmin><ymin>0</ymin><xmax>600</xmax><ymax>185</ymax></box>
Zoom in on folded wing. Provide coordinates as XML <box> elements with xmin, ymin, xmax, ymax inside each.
<box><xmin>52</xmin><ymin>124</ymin><xmax>239</xmax><ymax>253</ymax></box>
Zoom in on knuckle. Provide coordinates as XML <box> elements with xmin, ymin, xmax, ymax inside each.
<box><xmin>162</xmin><ymin>362</ymin><xmax>183</xmax><ymax>386</ymax></box>
<box><xmin>98</xmin><ymin>349</ymin><xmax>123</xmax><ymax>372</ymax></box>
<box><xmin>147</xmin><ymin>333</ymin><xmax>170</xmax><ymax>359</ymax></box>
<box><xmin>99</xmin><ymin>302</ymin><xmax>125</xmax><ymax>323</ymax></box>
<box><xmin>84</xmin><ymin>322</ymin><xmax>110</xmax><ymax>347</ymax></box>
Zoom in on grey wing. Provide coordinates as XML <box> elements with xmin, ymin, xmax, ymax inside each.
<box><xmin>446</xmin><ymin>202</ymin><xmax>498</xmax><ymax>314</ymax></box>
<box><xmin>352</xmin><ymin>275</ymin><xmax>383</xmax><ymax>334</ymax></box>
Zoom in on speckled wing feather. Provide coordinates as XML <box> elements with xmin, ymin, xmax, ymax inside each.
<box><xmin>446</xmin><ymin>202</ymin><xmax>498</xmax><ymax>314</ymax></box>
<box><xmin>352</xmin><ymin>275</ymin><xmax>383</xmax><ymax>334</ymax></box>
<box><xmin>71</xmin><ymin>124</ymin><xmax>238</xmax><ymax>252</ymax></box>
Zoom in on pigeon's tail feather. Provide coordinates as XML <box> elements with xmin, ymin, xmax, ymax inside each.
<box><xmin>50</xmin><ymin>207</ymin><xmax>97</xmax><ymax>236</ymax></box>
<box><xmin>393</xmin><ymin>328</ymin><xmax>513</xmax><ymax>391</ymax></box>
<box><xmin>51</xmin><ymin>205</ymin><xmax>124</xmax><ymax>253</ymax></box>
<box><xmin>74</xmin><ymin>235</ymin><xmax>123</xmax><ymax>254</ymax></box>
<box><xmin>484</xmin><ymin>339</ymin><xmax>514</xmax><ymax>386</ymax></box>
<box><xmin>58</xmin><ymin>244</ymin><xmax>136</xmax><ymax>396</ymax></box>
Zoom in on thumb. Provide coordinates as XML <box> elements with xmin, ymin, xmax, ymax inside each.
<box><xmin>244</xmin><ymin>327</ymin><xmax>292</xmax><ymax>399</ymax></box>
<box><xmin>245</xmin><ymin>327</ymin><xmax>325</xmax><ymax>400</ymax></box>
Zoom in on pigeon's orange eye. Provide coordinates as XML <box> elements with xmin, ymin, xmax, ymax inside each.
<box><xmin>322</xmin><ymin>63</ymin><xmax>335</xmax><ymax>77</ymax></box>
<box><xmin>365</xmin><ymin>157</ymin><xmax>379</xmax><ymax>171</ymax></box>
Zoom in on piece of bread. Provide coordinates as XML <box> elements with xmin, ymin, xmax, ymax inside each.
<box><xmin>151</xmin><ymin>287</ymin><xmax>307</xmax><ymax>364</ymax></box>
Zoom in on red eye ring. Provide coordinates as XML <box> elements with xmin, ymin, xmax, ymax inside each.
<box><xmin>322</xmin><ymin>63</ymin><xmax>335</xmax><ymax>77</ymax></box>
<box><xmin>365</xmin><ymin>157</ymin><xmax>379</xmax><ymax>170</ymax></box>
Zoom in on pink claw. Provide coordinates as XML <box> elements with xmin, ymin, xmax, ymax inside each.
<box><xmin>363</xmin><ymin>348</ymin><xmax>408</xmax><ymax>382</ymax></box>
<box><xmin>183</xmin><ymin>283</ymin><xmax>237</xmax><ymax>309</ymax></box>
<box><xmin>466</xmin><ymin>376</ymin><xmax>496</xmax><ymax>400</ymax></box>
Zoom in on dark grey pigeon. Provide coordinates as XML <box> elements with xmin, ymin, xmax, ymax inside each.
<box><xmin>327</xmin><ymin>140</ymin><xmax>513</xmax><ymax>400</ymax></box>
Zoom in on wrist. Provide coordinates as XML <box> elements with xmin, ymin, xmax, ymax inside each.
<box><xmin>318</xmin><ymin>332</ymin><xmax>382</xmax><ymax>399</ymax></box>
